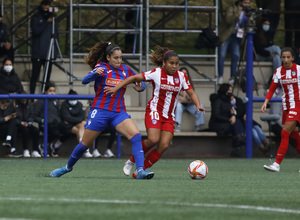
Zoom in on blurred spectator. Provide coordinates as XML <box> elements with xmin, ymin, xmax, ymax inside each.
<box><xmin>34</xmin><ymin>81</ymin><xmax>62</xmax><ymax>157</ymax></box>
<box><xmin>30</xmin><ymin>0</ymin><xmax>58</xmax><ymax>94</ymax></box>
<box><xmin>253</xmin><ymin>17</ymin><xmax>281</xmax><ymax>73</ymax></box>
<box><xmin>93</xmin><ymin>126</ymin><xmax>116</xmax><ymax>158</ymax></box>
<box><xmin>0</xmin><ymin>58</ymin><xmax>23</xmax><ymax>94</ymax></box>
<box><xmin>284</xmin><ymin>1</ymin><xmax>300</xmax><ymax>50</ymax></box>
<box><xmin>0</xmin><ymin>14</ymin><xmax>14</xmax><ymax>63</ymax></box>
<box><xmin>218</xmin><ymin>0</ymin><xmax>251</xmax><ymax>85</ymax></box>
<box><xmin>255</xmin><ymin>0</ymin><xmax>281</xmax><ymax>43</ymax></box>
<box><xmin>174</xmin><ymin>67</ymin><xmax>205</xmax><ymax>132</ymax></box>
<box><xmin>209</xmin><ymin>83</ymin><xmax>245</xmax><ymax>157</ymax></box>
<box><xmin>6</xmin><ymin>91</ymin><xmax>41</xmax><ymax>158</ymax></box>
<box><xmin>0</xmin><ymin>99</ymin><xmax>21</xmax><ymax>157</ymax></box>
<box><xmin>60</xmin><ymin>89</ymin><xmax>91</xmax><ymax>157</ymax></box>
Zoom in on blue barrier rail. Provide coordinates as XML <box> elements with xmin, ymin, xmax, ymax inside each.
<box><xmin>0</xmin><ymin>94</ymin><xmax>122</xmax><ymax>159</ymax></box>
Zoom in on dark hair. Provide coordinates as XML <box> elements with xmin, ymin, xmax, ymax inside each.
<box><xmin>40</xmin><ymin>0</ymin><xmax>51</xmax><ymax>6</ymax></box>
<box><xmin>179</xmin><ymin>67</ymin><xmax>194</xmax><ymax>89</ymax></box>
<box><xmin>2</xmin><ymin>57</ymin><xmax>13</xmax><ymax>65</ymax></box>
<box><xmin>281</xmin><ymin>47</ymin><xmax>294</xmax><ymax>57</ymax></box>
<box><xmin>45</xmin><ymin>81</ymin><xmax>55</xmax><ymax>92</ymax></box>
<box><xmin>68</xmin><ymin>89</ymin><xmax>78</xmax><ymax>95</ymax></box>
<box><xmin>218</xmin><ymin>83</ymin><xmax>231</xmax><ymax>95</ymax></box>
<box><xmin>85</xmin><ymin>42</ymin><xmax>121</xmax><ymax>69</ymax></box>
<box><xmin>149</xmin><ymin>45</ymin><xmax>178</xmax><ymax>67</ymax></box>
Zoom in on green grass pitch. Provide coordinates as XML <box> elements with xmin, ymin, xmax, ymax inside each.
<box><xmin>1</xmin><ymin>158</ymin><xmax>300</xmax><ymax>220</ymax></box>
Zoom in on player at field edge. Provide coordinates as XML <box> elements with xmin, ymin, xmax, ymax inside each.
<box><xmin>50</xmin><ymin>42</ymin><xmax>154</xmax><ymax>179</ymax></box>
<box><xmin>261</xmin><ymin>47</ymin><xmax>300</xmax><ymax>172</ymax></box>
<box><xmin>105</xmin><ymin>45</ymin><xmax>205</xmax><ymax>178</ymax></box>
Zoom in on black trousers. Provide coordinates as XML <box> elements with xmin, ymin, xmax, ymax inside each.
<box><xmin>17</xmin><ymin>124</ymin><xmax>40</xmax><ymax>151</ymax></box>
<box><xmin>30</xmin><ymin>58</ymin><xmax>53</xmax><ymax>94</ymax></box>
<box><xmin>0</xmin><ymin>118</ymin><xmax>17</xmax><ymax>148</ymax></box>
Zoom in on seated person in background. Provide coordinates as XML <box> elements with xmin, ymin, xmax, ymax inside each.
<box><xmin>253</xmin><ymin>17</ymin><xmax>281</xmax><ymax>73</ymax></box>
<box><xmin>6</xmin><ymin>91</ymin><xmax>41</xmax><ymax>158</ymax></box>
<box><xmin>92</xmin><ymin>125</ymin><xmax>116</xmax><ymax>158</ymax></box>
<box><xmin>0</xmin><ymin>14</ymin><xmax>15</xmax><ymax>63</ymax></box>
<box><xmin>34</xmin><ymin>81</ymin><xmax>62</xmax><ymax>157</ymax></box>
<box><xmin>230</xmin><ymin>95</ymin><xmax>271</xmax><ymax>155</ymax></box>
<box><xmin>209</xmin><ymin>83</ymin><xmax>245</xmax><ymax>157</ymax></box>
<box><xmin>175</xmin><ymin>67</ymin><xmax>205</xmax><ymax>132</ymax></box>
<box><xmin>0</xmin><ymin>58</ymin><xmax>23</xmax><ymax>94</ymax></box>
<box><xmin>0</xmin><ymin>99</ymin><xmax>21</xmax><ymax>157</ymax></box>
<box><xmin>60</xmin><ymin>89</ymin><xmax>91</xmax><ymax>157</ymax></box>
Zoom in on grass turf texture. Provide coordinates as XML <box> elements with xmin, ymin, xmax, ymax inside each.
<box><xmin>0</xmin><ymin>158</ymin><xmax>300</xmax><ymax>220</ymax></box>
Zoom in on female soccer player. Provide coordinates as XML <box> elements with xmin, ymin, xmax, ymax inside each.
<box><xmin>261</xmin><ymin>47</ymin><xmax>300</xmax><ymax>172</ymax></box>
<box><xmin>50</xmin><ymin>42</ymin><xmax>154</xmax><ymax>179</ymax></box>
<box><xmin>105</xmin><ymin>45</ymin><xmax>205</xmax><ymax>178</ymax></box>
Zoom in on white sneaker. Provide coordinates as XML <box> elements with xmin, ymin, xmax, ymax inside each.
<box><xmin>263</xmin><ymin>162</ymin><xmax>280</xmax><ymax>172</ymax></box>
<box><xmin>174</xmin><ymin>124</ymin><xmax>181</xmax><ymax>132</ymax></box>
<box><xmin>31</xmin><ymin>150</ymin><xmax>42</xmax><ymax>158</ymax></box>
<box><xmin>92</xmin><ymin>149</ymin><xmax>101</xmax><ymax>157</ymax></box>
<box><xmin>83</xmin><ymin>150</ymin><xmax>93</xmax><ymax>158</ymax></box>
<box><xmin>218</xmin><ymin>76</ymin><xmax>223</xmax><ymax>84</ymax></box>
<box><xmin>228</xmin><ymin>77</ymin><xmax>235</xmax><ymax>85</ymax></box>
<box><xmin>23</xmin><ymin>149</ymin><xmax>30</xmax><ymax>158</ymax></box>
<box><xmin>123</xmin><ymin>160</ymin><xmax>135</xmax><ymax>176</ymax></box>
<box><xmin>104</xmin><ymin>149</ymin><xmax>114</xmax><ymax>158</ymax></box>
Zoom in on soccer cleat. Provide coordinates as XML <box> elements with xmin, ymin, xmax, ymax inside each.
<box><xmin>83</xmin><ymin>150</ymin><xmax>93</xmax><ymax>158</ymax></box>
<box><xmin>31</xmin><ymin>150</ymin><xmax>41</xmax><ymax>158</ymax></box>
<box><xmin>50</xmin><ymin>165</ymin><xmax>72</xmax><ymax>178</ymax></box>
<box><xmin>132</xmin><ymin>170</ymin><xmax>138</xmax><ymax>179</ymax></box>
<box><xmin>23</xmin><ymin>149</ymin><xmax>31</xmax><ymax>158</ymax></box>
<box><xmin>8</xmin><ymin>150</ymin><xmax>22</xmax><ymax>158</ymax></box>
<box><xmin>104</xmin><ymin>149</ymin><xmax>114</xmax><ymax>158</ymax></box>
<box><xmin>136</xmin><ymin>169</ymin><xmax>154</xmax><ymax>179</ymax></box>
<box><xmin>123</xmin><ymin>160</ymin><xmax>134</xmax><ymax>176</ymax></box>
<box><xmin>50</xmin><ymin>143</ymin><xmax>59</xmax><ymax>157</ymax></box>
<box><xmin>92</xmin><ymin>149</ymin><xmax>102</xmax><ymax>157</ymax></box>
<box><xmin>263</xmin><ymin>162</ymin><xmax>280</xmax><ymax>172</ymax></box>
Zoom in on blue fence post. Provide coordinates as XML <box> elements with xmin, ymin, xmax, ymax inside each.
<box><xmin>43</xmin><ymin>98</ymin><xmax>48</xmax><ymax>158</ymax></box>
<box><xmin>245</xmin><ymin>31</ymin><xmax>255</xmax><ymax>158</ymax></box>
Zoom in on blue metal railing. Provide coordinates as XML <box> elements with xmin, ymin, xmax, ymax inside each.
<box><xmin>0</xmin><ymin>94</ymin><xmax>122</xmax><ymax>159</ymax></box>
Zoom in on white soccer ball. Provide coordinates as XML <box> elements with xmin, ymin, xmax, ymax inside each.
<box><xmin>188</xmin><ymin>160</ymin><xmax>208</xmax><ymax>180</ymax></box>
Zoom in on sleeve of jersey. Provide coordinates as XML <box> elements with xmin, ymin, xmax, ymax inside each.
<box><xmin>266</xmin><ymin>82</ymin><xmax>279</xmax><ymax>101</ymax></box>
<box><xmin>182</xmin><ymin>73</ymin><xmax>193</xmax><ymax>90</ymax></box>
<box><xmin>82</xmin><ymin>64</ymin><xmax>103</xmax><ymax>84</ymax></box>
<box><xmin>141</xmin><ymin>69</ymin><xmax>155</xmax><ymax>82</ymax></box>
<box><xmin>127</xmin><ymin>66</ymin><xmax>146</xmax><ymax>92</ymax></box>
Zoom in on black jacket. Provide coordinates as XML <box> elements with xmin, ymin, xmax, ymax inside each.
<box><xmin>30</xmin><ymin>9</ymin><xmax>58</xmax><ymax>59</ymax></box>
<box><xmin>0</xmin><ymin>67</ymin><xmax>23</xmax><ymax>94</ymax></box>
<box><xmin>0</xmin><ymin>22</ymin><xmax>10</xmax><ymax>43</ymax></box>
<box><xmin>34</xmin><ymin>99</ymin><xmax>61</xmax><ymax>126</ymax></box>
<box><xmin>6</xmin><ymin>101</ymin><xmax>35</xmax><ymax>125</ymax></box>
<box><xmin>60</xmin><ymin>100</ymin><xmax>85</xmax><ymax>126</ymax></box>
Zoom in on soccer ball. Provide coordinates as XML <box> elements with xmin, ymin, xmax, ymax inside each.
<box><xmin>188</xmin><ymin>160</ymin><xmax>208</xmax><ymax>180</ymax></box>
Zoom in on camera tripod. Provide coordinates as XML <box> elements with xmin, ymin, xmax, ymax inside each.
<box><xmin>41</xmin><ymin>12</ymin><xmax>77</xmax><ymax>93</ymax></box>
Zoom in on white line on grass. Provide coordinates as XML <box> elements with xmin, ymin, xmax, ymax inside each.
<box><xmin>0</xmin><ymin>197</ymin><xmax>300</xmax><ymax>215</ymax></box>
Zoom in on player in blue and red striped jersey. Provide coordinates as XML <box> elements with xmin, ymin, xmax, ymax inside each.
<box><xmin>105</xmin><ymin>45</ymin><xmax>205</xmax><ymax>178</ymax></box>
<box><xmin>50</xmin><ymin>42</ymin><xmax>154</xmax><ymax>179</ymax></box>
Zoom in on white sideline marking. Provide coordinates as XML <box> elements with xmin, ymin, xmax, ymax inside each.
<box><xmin>0</xmin><ymin>197</ymin><xmax>300</xmax><ymax>215</ymax></box>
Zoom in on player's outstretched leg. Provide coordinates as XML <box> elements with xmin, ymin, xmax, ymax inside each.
<box><xmin>50</xmin><ymin>165</ymin><xmax>72</xmax><ymax>177</ymax></box>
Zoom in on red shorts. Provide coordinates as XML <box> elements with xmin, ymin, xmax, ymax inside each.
<box><xmin>282</xmin><ymin>109</ymin><xmax>300</xmax><ymax>125</ymax></box>
<box><xmin>144</xmin><ymin>110</ymin><xmax>175</xmax><ymax>134</ymax></box>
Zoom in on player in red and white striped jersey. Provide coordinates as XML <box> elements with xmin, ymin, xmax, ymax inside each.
<box><xmin>261</xmin><ymin>47</ymin><xmax>300</xmax><ymax>172</ymax></box>
<box><xmin>105</xmin><ymin>45</ymin><xmax>205</xmax><ymax>177</ymax></box>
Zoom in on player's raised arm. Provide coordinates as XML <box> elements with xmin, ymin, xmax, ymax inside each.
<box><xmin>104</xmin><ymin>74</ymin><xmax>144</xmax><ymax>96</ymax></box>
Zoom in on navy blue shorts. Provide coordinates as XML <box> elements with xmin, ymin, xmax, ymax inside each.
<box><xmin>85</xmin><ymin>108</ymin><xmax>131</xmax><ymax>131</ymax></box>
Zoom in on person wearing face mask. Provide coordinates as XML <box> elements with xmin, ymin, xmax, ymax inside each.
<box><xmin>6</xmin><ymin>91</ymin><xmax>41</xmax><ymax>158</ymax></box>
<box><xmin>209</xmin><ymin>83</ymin><xmax>246</xmax><ymax>157</ymax></box>
<box><xmin>253</xmin><ymin>16</ymin><xmax>281</xmax><ymax>74</ymax></box>
<box><xmin>0</xmin><ymin>58</ymin><xmax>23</xmax><ymax>94</ymax></box>
<box><xmin>0</xmin><ymin>14</ymin><xmax>14</xmax><ymax>63</ymax></box>
<box><xmin>30</xmin><ymin>0</ymin><xmax>58</xmax><ymax>94</ymax></box>
<box><xmin>60</xmin><ymin>89</ymin><xmax>92</xmax><ymax>157</ymax></box>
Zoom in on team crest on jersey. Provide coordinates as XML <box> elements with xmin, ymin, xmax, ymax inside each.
<box><xmin>122</xmin><ymin>71</ymin><xmax>126</xmax><ymax>77</ymax></box>
<box><xmin>292</xmin><ymin>71</ymin><xmax>296</xmax><ymax>76</ymax></box>
<box><xmin>88</xmin><ymin>119</ymin><xmax>91</xmax><ymax>125</ymax></box>
<box><xmin>174</xmin><ymin>78</ymin><xmax>179</xmax><ymax>84</ymax></box>
<box><xmin>152</xmin><ymin>119</ymin><xmax>157</xmax><ymax>125</ymax></box>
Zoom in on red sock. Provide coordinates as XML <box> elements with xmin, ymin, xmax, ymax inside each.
<box><xmin>275</xmin><ymin>130</ymin><xmax>290</xmax><ymax>164</ymax></box>
<box><xmin>143</xmin><ymin>148</ymin><xmax>162</xmax><ymax>169</ymax></box>
<box><xmin>290</xmin><ymin>131</ymin><xmax>300</xmax><ymax>154</ymax></box>
<box><xmin>129</xmin><ymin>141</ymin><xmax>150</xmax><ymax>163</ymax></box>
